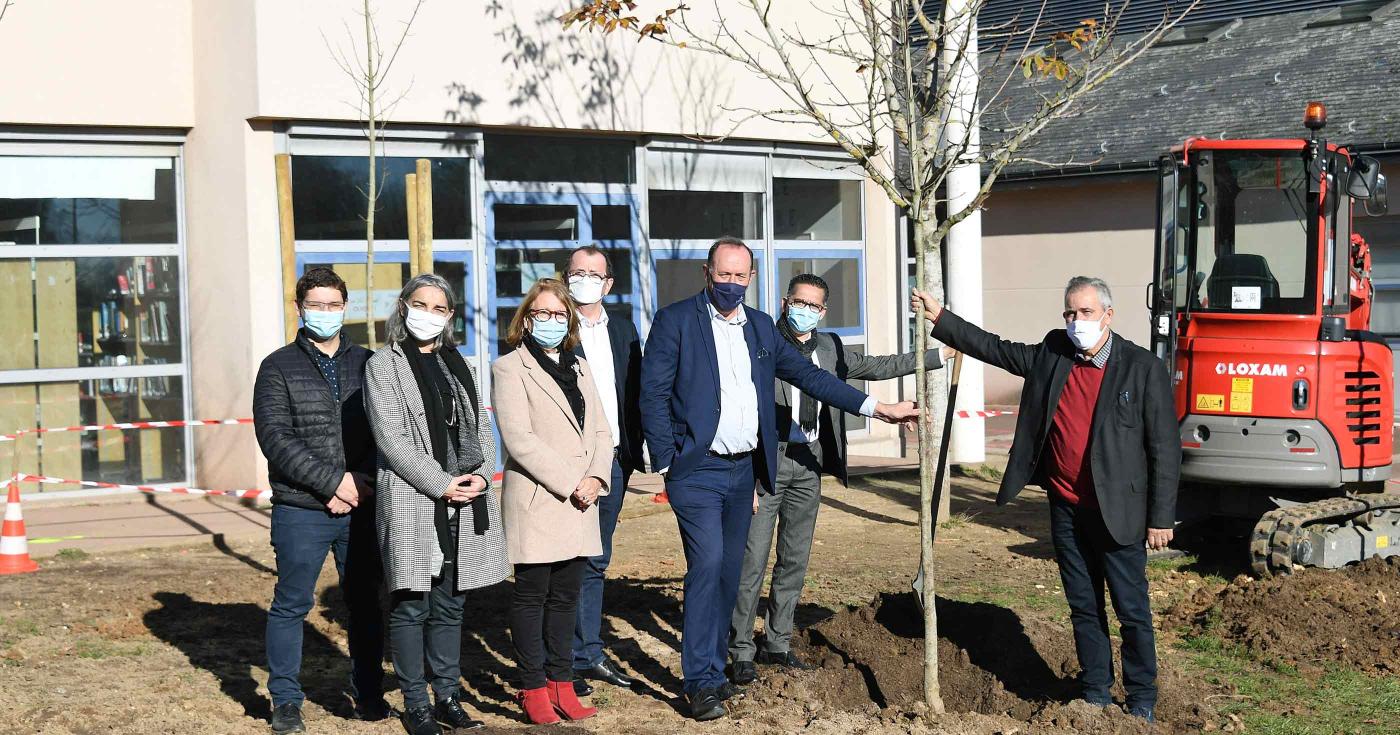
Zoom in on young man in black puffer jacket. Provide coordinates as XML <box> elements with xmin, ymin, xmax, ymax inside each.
<box><xmin>254</xmin><ymin>267</ymin><xmax>384</xmax><ymax>734</ymax></box>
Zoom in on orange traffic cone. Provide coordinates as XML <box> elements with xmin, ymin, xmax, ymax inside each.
<box><xmin>0</xmin><ymin>479</ymin><xmax>40</xmax><ymax>575</ymax></box>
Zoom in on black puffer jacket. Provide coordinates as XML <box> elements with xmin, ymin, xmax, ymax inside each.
<box><xmin>253</xmin><ymin>331</ymin><xmax>375</xmax><ymax>510</ymax></box>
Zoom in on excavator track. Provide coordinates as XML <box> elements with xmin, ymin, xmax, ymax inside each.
<box><xmin>1249</xmin><ymin>493</ymin><xmax>1400</xmax><ymax>576</ymax></box>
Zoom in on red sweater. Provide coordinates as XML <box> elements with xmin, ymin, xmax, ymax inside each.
<box><xmin>1044</xmin><ymin>361</ymin><xmax>1105</xmax><ymax>507</ymax></box>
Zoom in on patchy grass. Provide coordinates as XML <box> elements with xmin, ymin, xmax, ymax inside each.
<box><xmin>938</xmin><ymin>512</ymin><xmax>978</xmax><ymax>531</ymax></box>
<box><xmin>953</xmin><ymin>464</ymin><xmax>1004</xmax><ymax>483</ymax></box>
<box><xmin>1178</xmin><ymin>633</ymin><xmax>1400</xmax><ymax>735</ymax></box>
<box><xmin>944</xmin><ymin>578</ymin><xmax>1067</xmax><ymax>616</ymax></box>
<box><xmin>55</xmin><ymin>547</ymin><xmax>89</xmax><ymax>562</ymax></box>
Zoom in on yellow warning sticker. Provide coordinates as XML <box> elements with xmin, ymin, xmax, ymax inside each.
<box><xmin>1379</xmin><ymin>536</ymin><xmax>1390</xmax><ymax>549</ymax></box>
<box><xmin>1196</xmin><ymin>394</ymin><xmax>1225</xmax><ymax>411</ymax></box>
<box><xmin>1231</xmin><ymin>378</ymin><xmax>1254</xmax><ymax>394</ymax></box>
<box><xmin>1230</xmin><ymin>392</ymin><xmax>1254</xmax><ymax>413</ymax></box>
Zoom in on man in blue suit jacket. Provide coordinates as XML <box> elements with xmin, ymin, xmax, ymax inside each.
<box><xmin>641</xmin><ymin>237</ymin><xmax>918</xmax><ymax>721</ymax></box>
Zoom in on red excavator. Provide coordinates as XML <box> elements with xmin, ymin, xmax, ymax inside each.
<box><xmin>1149</xmin><ymin>101</ymin><xmax>1400</xmax><ymax>575</ymax></box>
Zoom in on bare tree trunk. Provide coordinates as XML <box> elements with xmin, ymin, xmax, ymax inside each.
<box><xmin>913</xmin><ymin>206</ymin><xmax>948</xmax><ymax>715</ymax></box>
<box><xmin>363</xmin><ymin>0</ymin><xmax>378</xmax><ymax>349</ymax></box>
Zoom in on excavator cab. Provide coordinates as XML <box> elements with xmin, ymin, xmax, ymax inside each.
<box><xmin>1148</xmin><ymin>102</ymin><xmax>1400</xmax><ymax>574</ymax></box>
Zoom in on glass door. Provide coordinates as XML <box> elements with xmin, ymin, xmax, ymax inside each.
<box><xmin>485</xmin><ymin>191</ymin><xmax>643</xmax><ymax>359</ymax></box>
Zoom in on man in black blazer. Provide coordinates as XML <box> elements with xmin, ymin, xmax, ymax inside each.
<box><xmin>912</xmin><ymin>276</ymin><xmax>1178</xmax><ymax>723</ymax></box>
<box><xmin>564</xmin><ymin>246</ymin><xmax>644</xmax><ymax>695</ymax></box>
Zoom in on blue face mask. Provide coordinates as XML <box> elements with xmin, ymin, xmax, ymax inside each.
<box><xmin>786</xmin><ymin>305</ymin><xmax>822</xmax><ymax>334</ymax></box>
<box><xmin>709</xmin><ymin>281</ymin><xmax>747</xmax><ymax>312</ymax></box>
<box><xmin>530</xmin><ymin>317</ymin><xmax>569</xmax><ymax>349</ymax></box>
<box><xmin>302</xmin><ymin>309</ymin><xmax>345</xmax><ymax>340</ymax></box>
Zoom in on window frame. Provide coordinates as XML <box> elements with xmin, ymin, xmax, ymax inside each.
<box><xmin>0</xmin><ymin>137</ymin><xmax>193</xmax><ymax>490</ymax></box>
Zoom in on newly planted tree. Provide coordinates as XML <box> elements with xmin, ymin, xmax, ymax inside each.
<box><xmin>325</xmin><ymin>0</ymin><xmax>426</xmax><ymax>347</ymax></box>
<box><xmin>562</xmin><ymin>0</ymin><xmax>1195</xmax><ymax>713</ymax></box>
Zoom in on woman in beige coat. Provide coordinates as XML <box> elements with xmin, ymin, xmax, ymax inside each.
<box><xmin>492</xmin><ymin>278</ymin><xmax>613</xmax><ymax>725</ymax></box>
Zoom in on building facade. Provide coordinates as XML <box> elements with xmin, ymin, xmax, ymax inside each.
<box><xmin>0</xmin><ymin>0</ymin><xmax>909</xmax><ymax>495</ymax></box>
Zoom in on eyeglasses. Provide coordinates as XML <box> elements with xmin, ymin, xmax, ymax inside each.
<box><xmin>528</xmin><ymin>309</ymin><xmax>570</xmax><ymax>324</ymax></box>
<box><xmin>409</xmin><ymin>299</ymin><xmax>452</xmax><ymax>317</ymax></box>
<box><xmin>1062</xmin><ymin>307</ymin><xmax>1103</xmax><ymax>322</ymax></box>
<box><xmin>788</xmin><ymin>298</ymin><xmax>826</xmax><ymax>312</ymax></box>
<box><xmin>566</xmin><ymin>270</ymin><xmax>610</xmax><ymax>283</ymax></box>
<box><xmin>301</xmin><ymin>300</ymin><xmax>346</xmax><ymax>312</ymax></box>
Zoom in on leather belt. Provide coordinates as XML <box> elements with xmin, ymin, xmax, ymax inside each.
<box><xmin>707</xmin><ymin>449</ymin><xmax>754</xmax><ymax>461</ymax></box>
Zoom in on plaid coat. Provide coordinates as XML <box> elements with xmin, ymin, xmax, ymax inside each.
<box><xmin>364</xmin><ymin>342</ymin><xmax>510</xmax><ymax>593</ymax></box>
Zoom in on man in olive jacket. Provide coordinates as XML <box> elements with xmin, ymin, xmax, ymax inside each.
<box><xmin>912</xmin><ymin>276</ymin><xmax>1179</xmax><ymax>723</ymax></box>
<box><xmin>253</xmin><ymin>267</ymin><xmax>384</xmax><ymax>734</ymax></box>
<box><xmin>729</xmin><ymin>273</ymin><xmax>947</xmax><ymax>683</ymax></box>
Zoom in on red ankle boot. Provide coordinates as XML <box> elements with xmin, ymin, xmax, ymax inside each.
<box><xmin>547</xmin><ymin>680</ymin><xmax>598</xmax><ymax>720</ymax></box>
<box><xmin>517</xmin><ymin>687</ymin><xmax>561</xmax><ymax>725</ymax></box>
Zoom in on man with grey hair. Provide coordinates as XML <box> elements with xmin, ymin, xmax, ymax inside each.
<box><xmin>911</xmin><ymin>276</ymin><xmax>1178</xmax><ymax>723</ymax></box>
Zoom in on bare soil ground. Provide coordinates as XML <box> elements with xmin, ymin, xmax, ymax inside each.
<box><xmin>1</xmin><ymin>465</ymin><xmax>1393</xmax><ymax>734</ymax></box>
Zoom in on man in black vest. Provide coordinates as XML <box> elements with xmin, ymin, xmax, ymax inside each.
<box><xmin>728</xmin><ymin>273</ymin><xmax>946</xmax><ymax>683</ymax></box>
<box><xmin>564</xmin><ymin>245</ymin><xmax>644</xmax><ymax>695</ymax></box>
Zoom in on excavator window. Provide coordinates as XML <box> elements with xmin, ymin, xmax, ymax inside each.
<box><xmin>1191</xmin><ymin>151</ymin><xmax>1317</xmax><ymax>315</ymax></box>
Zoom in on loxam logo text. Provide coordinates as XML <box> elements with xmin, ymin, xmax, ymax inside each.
<box><xmin>1214</xmin><ymin>362</ymin><xmax>1288</xmax><ymax>377</ymax></box>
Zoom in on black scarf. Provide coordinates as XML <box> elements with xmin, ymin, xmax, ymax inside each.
<box><xmin>777</xmin><ymin>314</ymin><xmax>820</xmax><ymax>432</ymax></box>
<box><xmin>525</xmin><ymin>337</ymin><xmax>586</xmax><ymax>428</ymax></box>
<box><xmin>400</xmin><ymin>342</ymin><xmax>489</xmax><ymax>539</ymax></box>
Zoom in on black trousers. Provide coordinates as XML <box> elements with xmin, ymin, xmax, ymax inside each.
<box><xmin>388</xmin><ymin>562</ymin><xmax>465</xmax><ymax>710</ymax></box>
<box><xmin>1049</xmin><ymin>499</ymin><xmax>1157</xmax><ymax>710</ymax></box>
<box><xmin>511</xmin><ymin>557</ymin><xmax>587</xmax><ymax>689</ymax></box>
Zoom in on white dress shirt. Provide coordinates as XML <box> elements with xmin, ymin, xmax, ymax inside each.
<box><xmin>577</xmin><ymin>309</ymin><xmax>621</xmax><ymax>448</ymax></box>
<box><xmin>708</xmin><ymin>303</ymin><xmax>760</xmax><ymax>454</ymax></box>
<box><xmin>789</xmin><ymin>350</ymin><xmax>822</xmax><ymax>444</ymax></box>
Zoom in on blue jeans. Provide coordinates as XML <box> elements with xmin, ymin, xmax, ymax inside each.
<box><xmin>573</xmin><ymin>457</ymin><xmax>629</xmax><ymax>671</ymax></box>
<box><xmin>1050</xmin><ymin>499</ymin><xmax>1157</xmax><ymax>710</ymax></box>
<box><xmin>266</xmin><ymin>503</ymin><xmax>383</xmax><ymax>708</ymax></box>
<box><xmin>667</xmin><ymin>453</ymin><xmax>756</xmax><ymax>693</ymax></box>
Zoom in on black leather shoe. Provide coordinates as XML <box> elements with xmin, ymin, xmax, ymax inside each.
<box><xmin>578</xmin><ymin>659</ymin><xmax>635</xmax><ymax>687</ymax></box>
<box><xmin>400</xmin><ymin>705</ymin><xmax>442</xmax><ymax>735</ymax></box>
<box><xmin>717</xmin><ymin>681</ymin><xmax>746</xmax><ymax>702</ymax></box>
<box><xmin>572</xmin><ymin>677</ymin><xmax>595</xmax><ymax>697</ymax></box>
<box><xmin>270</xmin><ymin>703</ymin><xmax>305</xmax><ymax>734</ymax></box>
<box><xmin>730</xmin><ymin>660</ymin><xmax>757</xmax><ymax>685</ymax></box>
<box><xmin>435</xmin><ymin>693</ymin><xmax>484</xmax><ymax>730</ymax></box>
<box><xmin>687</xmin><ymin>688</ymin><xmax>725</xmax><ymax>721</ymax></box>
<box><xmin>756</xmin><ymin>649</ymin><xmax>815</xmax><ymax>671</ymax></box>
<box><xmin>353</xmin><ymin>697</ymin><xmax>391</xmax><ymax>722</ymax></box>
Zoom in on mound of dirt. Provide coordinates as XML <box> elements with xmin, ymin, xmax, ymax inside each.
<box><xmin>741</xmin><ymin>592</ymin><xmax>1224</xmax><ymax>734</ymax></box>
<box><xmin>1164</xmin><ymin>555</ymin><xmax>1400</xmax><ymax>676</ymax></box>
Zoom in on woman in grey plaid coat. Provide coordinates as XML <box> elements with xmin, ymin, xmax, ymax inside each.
<box><xmin>364</xmin><ymin>274</ymin><xmax>509</xmax><ymax>735</ymax></box>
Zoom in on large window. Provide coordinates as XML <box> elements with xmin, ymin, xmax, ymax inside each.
<box><xmin>774</xmin><ymin>178</ymin><xmax>861</xmax><ymax>241</ymax></box>
<box><xmin>649</xmin><ymin>191</ymin><xmax>764</xmax><ymax>240</ymax></box>
<box><xmin>484</xmin><ymin>134</ymin><xmax>635</xmax><ymax>184</ymax></box>
<box><xmin>0</xmin><ymin>150</ymin><xmax>188</xmax><ymax>489</ymax></box>
<box><xmin>292</xmin><ymin>156</ymin><xmax>470</xmax><ymax>240</ymax></box>
<box><xmin>778</xmin><ymin>256</ymin><xmax>861</xmax><ymax>330</ymax></box>
<box><xmin>289</xmin><ymin>138</ymin><xmax>478</xmax><ymax>356</ymax></box>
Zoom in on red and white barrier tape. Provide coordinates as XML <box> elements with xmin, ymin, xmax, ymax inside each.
<box><xmin>953</xmin><ymin>410</ymin><xmax>1016</xmax><ymax>419</ymax></box>
<box><xmin>14</xmin><ymin>472</ymin><xmax>272</xmax><ymax>500</ymax></box>
<box><xmin>1</xmin><ymin>418</ymin><xmax>253</xmax><ymax>442</ymax></box>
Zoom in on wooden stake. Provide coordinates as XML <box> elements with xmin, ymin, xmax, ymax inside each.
<box><xmin>932</xmin><ymin>351</ymin><xmax>963</xmax><ymax>534</ymax></box>
<box><xmin>415</xmin><ymin>158</ymin><xmax>433</xmax><ymax>273</ymax></box>
<box><xmin>274</xmin><ymin>154</ymin><xmax>298</xmax><ymax>343</ymax></box>
<box><xmin>406</xmin><ymin>173</ymin><xmax>419</xmax><ymax>275</ymax></box>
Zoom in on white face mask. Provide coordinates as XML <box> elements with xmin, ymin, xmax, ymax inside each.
<box><xmin>405</xmin><ymin>307</ymin><xmax>449</xmax><ymax>342</ymax></box>
<box><xmin>568</xmin><ymin>274</ymin><xmax>605</xmax><ymax>305</ymax></box>
<box><xmin>1067</xmin><ymin>317</ymin><xmax>1105</xmax><ymax>351</ymax></box>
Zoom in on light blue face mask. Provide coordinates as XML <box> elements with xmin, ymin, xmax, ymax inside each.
<box><xmin>786</xmin><ymin>305</ymin><xmax>822</xmax><ymax>334</ymax></box>
<box><xmin>530</xmin><ymin>317</ymin><xmax>569</xmax><ymax>349</ymax></box>
<box><xmin>302</xmin><ymin>309</ymin><xmax>345</xmax><ymax>340</ymax></box>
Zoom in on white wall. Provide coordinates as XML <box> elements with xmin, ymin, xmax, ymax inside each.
<box><xmin>0</xmin><ymin>0</ymin><xmax>194</xmax><ymax>127</ymax></box>
<box><xmin>250</xmin><ymin>0</ymin><xmax>865</xmax><ymax>143</ymax></box>
<box><xmin>980</xmin><ymin>175</ymin><xmax>1156</xmax><ymax>404</ymax></box>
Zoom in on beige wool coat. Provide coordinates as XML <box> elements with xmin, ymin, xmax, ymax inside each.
<box><xmin>492</xmin><ymin>345</ymin><xmax>614</xmax><ymax>565</ymax></box>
